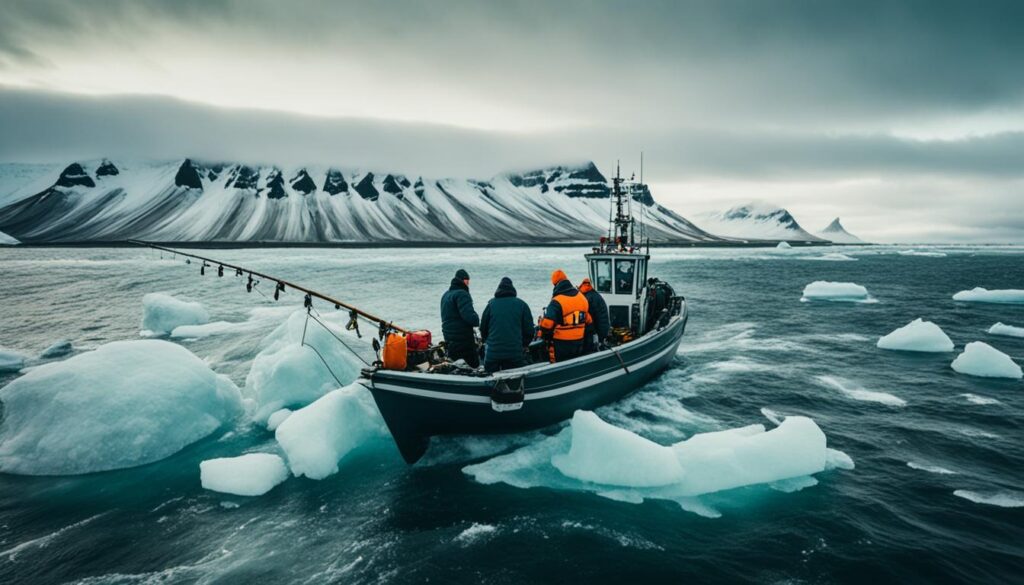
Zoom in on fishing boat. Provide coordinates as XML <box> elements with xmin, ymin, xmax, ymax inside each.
<box><xmin>362</xmin><ymin>167</ymin><xmax>688</xmax><ymax>463</ymax></box>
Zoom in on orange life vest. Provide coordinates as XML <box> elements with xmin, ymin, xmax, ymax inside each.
<box><xmin>550</xmin><ymin>291</ymin><xmax>590</xmax><ymax>341</ymax></box>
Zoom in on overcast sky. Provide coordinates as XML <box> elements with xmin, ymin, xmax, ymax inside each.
<box><xmin>1</xmin><ymin>0</ymin><xmax>1022</xmax><ymax>242</ymax></box>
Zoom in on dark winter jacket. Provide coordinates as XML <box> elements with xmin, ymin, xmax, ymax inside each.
<box><xmin>440</xmin><ymin>278</ymin><xmax>479</xmax><ymax>347</ymax></box>
<box><xmin>480</xmin><ymin>277</ymin><xmax>534</xmax><ymax>361</ymax></box>
<box><xmin>581</xmin><ymin>286</ymin><xmax>610</xmax><ymax>340</ymax></box>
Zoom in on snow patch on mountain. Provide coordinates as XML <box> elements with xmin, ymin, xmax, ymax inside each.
<box><xmin>695</xmin><ymin>200</ymin><xmax>822</xmax><ymax>242</ymax></box>
<box><xmin>816</xmin><ymin>218</ymin><xmax>864</xmax><ymax>243</ymax></box>
<box><xmin>0</xmin><ymin>160</ymin><xmax>725</xmax><ymax>244</ymax></box>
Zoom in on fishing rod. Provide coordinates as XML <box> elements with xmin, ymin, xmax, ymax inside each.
<box><xmin>128</xmin><ymin>240</ymin><xmax>410</xmax><ymax>335</ymax></box>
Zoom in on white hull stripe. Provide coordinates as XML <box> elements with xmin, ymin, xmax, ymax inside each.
<box><xmin>371</xmin><ymin>340</ymin><xmax>679</xmax><ymax>404</ymax></box>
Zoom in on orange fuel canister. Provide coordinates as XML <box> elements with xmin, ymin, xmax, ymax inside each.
<box><xmin>382</xmin><ymin>333</ymin><xmax>408</xmax><ymax>370</ymax></box>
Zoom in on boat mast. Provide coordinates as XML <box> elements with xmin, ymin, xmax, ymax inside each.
<box><xmin>611</xmin><ymin>161</ymin><xmax>634</xmax><ymax>250</ymax></box>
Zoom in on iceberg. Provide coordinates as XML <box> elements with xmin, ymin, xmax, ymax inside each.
<box><xmin>801</xmin><ymin>281</ymin><xmax>873</xmax><ymax>303</ymax></box>
<box><xmin>0</xmin><ymin>340</ymin><xmax>243</xmax><ymax>475</ymax></box>
<box><xmin>246</xmin><ymin>310</ymin><xmax>364</xmax><ymax>422</ymax></box>
<box><xmin>465</xmin><ymin>411</ymin><xmax>848</xmax><ymax>516</ymax></box>
<box><xmin>877</xmin><ymin>318</ymin><xmax>954</xmax><ymax>352</ymax></box>
<box><xmin>776</xmin><ymin>241</ymin><xmax>792</xmax><ymax>249</ymax></box>
<box><xmin>141</xmin><ymin>293</ymin><xmax>210</xmax><ymax>336</ymax></box>
<box><xmin>950</xmin><ymin>342</ymin><xmax>1022</xmax><ymax>379</ymax></box>
<box><xmin>0</xmin><ymin>348</ymin><xmax>26</xmax><ymax>373</ymax></box>
<box><xmin>200</xmin><ymin>453</ymin><xmax>290</xmax><ymax>496</ymax></box>
<box><xmin>275</xmin><ymin>382</ymin><xmax>388</xmax><ymax>480</ymax></box>
<box><xmin>988</xmin><ymin>322</ymin><xmax>1024</xmax><ymax>338</ymax></box>
<box><xmin>953</xmin><ymin>288</ymin><xmax>1024</xmax><ymax>304</ymax></box>
<box><xmin>39</xmin><ymin>339</ymin><xmax>73</xmax><ymax>359</ymax></box>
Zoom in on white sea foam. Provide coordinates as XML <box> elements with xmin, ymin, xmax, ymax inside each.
<box><xmin>953</xmin><ymin>490</ymin><xmax>1024</xmax><ymax>508</ymax></box>
<box><xmin>907</xmin><ymin>461</ymin><xmax>957</xmax><ymax>475</ymax></box>
<box><xmin>898</xmin><ymin>249</ymin><xmax>947</xmax><ymax>257</ymax></box>
<box><xmin>959</xmin><ymin>393</ymin><xmax>1001</xmax><ymax>405</ymax></box>
<box><xmin>816</xmin><ymin>375</ymin><xmax>907</xmax><ymax>406</ymax></box>
<box><xmin>455</xmin><ymin>523</ymin><xmax>498</xmax><ymax>544</ymax></box>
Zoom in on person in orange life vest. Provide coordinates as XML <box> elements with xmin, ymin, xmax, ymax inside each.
<box><xmin>538</xmin><ymin>269</ymin><xmax>591</xmax><ymax>363</ymax></box>
<box><xmin>578</xmin><ymin>277</ymin><xmax>610</xmax><ymax>354</ymax></box>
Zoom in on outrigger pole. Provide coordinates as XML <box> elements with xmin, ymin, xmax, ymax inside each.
<box><xmin>127</xmin><ymin>240</ymin><xmax>410</xmax><ymax>335</ymax></box>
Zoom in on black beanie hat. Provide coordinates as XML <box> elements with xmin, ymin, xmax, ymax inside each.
<box><xmin>455</xmin><ymin>268</ymin><xmax>470</xmax><ymax>281</ymax></box>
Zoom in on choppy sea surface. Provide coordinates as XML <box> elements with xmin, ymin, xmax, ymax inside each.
<box><xmin>0</xmin><ymin>244</ymin><xmax>1022</xmax><ymax>584</ymax></box>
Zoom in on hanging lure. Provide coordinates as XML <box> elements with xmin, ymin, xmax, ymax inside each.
<box><xmin>303</xmin><ymin>293</ymin><xmax>313</xmax><ymax>310</ymax></box>
<box><xmin>274</xmin><ymin>281</ymin><xmax>285</xmax><ymax>301</ymax></box>
<box><xmin>246</xmin><ymin>273</ymin><xmax>254</xmax><ymax>293</ymax></box>
<box><xmin>346</xmin><ymin>309</ymin><xmax>361</xmax><ymax>338</ymax></box>
<box><xmin>217</xmin><ymin>264</ymin><xmax>224</xmax><ymax>277</ymax></box>
<box><xmin>200</xmin><ymin>261</ymin><xmax>208</xmax><ymax>275</ymax></box>
<box><xmin>235</xmin><ymin>268</ymin><xmax>243</xmax><ymax>277</ymax></box>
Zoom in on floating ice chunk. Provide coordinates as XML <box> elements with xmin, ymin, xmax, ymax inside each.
<box><xmin>952</xmin><ymin>288</ymin><xmax>1024</xmax><ymax>304</ymax></box>
<box><xmin>551</xmin><ymin>411</ymin><xmax>685</xmax><ymax>487</ymax></box>
<box><xmin>170</xmin><ymin>321</ymin><xmax>236</xmax><ymax>339</ymax></box>
<box><xmin>246</xmin><ymin>311</ymin><xmax>364</xmax><ymax>422</ymax></box>
<box><xmin>959</xmin><ymin>393</ymin><xmax>1000</xmax><ymax>405</ymax></box>
<box><xmin>817</xmin><ymin>375</ymin><xmax>907</xmax><ymax>406</ymax></box>
<box><xmin>141</xmin><ymin>293</ymin><xmax>209</xmax><ymax>336</ymax></box>
<box><xmin>266</xmin><ymin>408</ymin><xmax>293</xmax><ymax>431</ymax></box>
<box><xmin>953</xmin><ymin>489</ymin><xmax>1024</xmax><ymax>508</ymax></box>
<box><xmin>39</xmin><ymin>339</ymin><xmax>73</xmax><ymax>359</ymax></box>
<box><xmin>760</xmin><ymin>407</ymin><xmax>785</xmax><ymax>425</ymax></box>
<box><xmin>951</xmin><ymin>342</ymin><xmax>1022</xmax><ymax>379</ymax></box>
<box><xmin>825</xmin><ymin>448</ymin><xmax>855</xmax><ymax>470</ymax></box>
<box><xmin>776</xmin><ymin>241</ymin><xmax>792</xmax><ymax>249</ymax></box>
<box><xmin>804</xmin><ymin>252</ymin><xmax>856</xmax><ymax>261</ymax></box>
<box><xmin>877</xmin><ymin>318</ymin><xmax>954</xmax><ymax>352</ymax></box>
<box><xmin>988</xmin><ymin>322</ymin><xmax>1024</xmax><ymax>338</ymax></box>
<box><xmin>907</xmin><ymin>461</ymin><xmax>956</xmax><ymax>475</ymax></box>
<box><xmin>200</xmin><ymin>453</ymin><xmax>289</xmax><ymax>496</ymax></box>
<box><xmin>275</xmin><ymin>382</ymin><xmax>387</xmax><ymax>479</ymax></box>
<box><xmin>0</xmin><ymin>340</ymin><xmax>243</xmax><ymax>475</ymax></box>
<box><xmin>0</xmin><ymin>348</ymin><xmax>26</xmax><ymax>373</ymax></box>
<box><xmin>801</xmin><ymin>281</ymin><xmax>873</xmax><ymax>303</ymax></box>
<box><xmin>898</xmin><ymin>249</ymin><xmax>947</xmax><ymax>257</ymax></box>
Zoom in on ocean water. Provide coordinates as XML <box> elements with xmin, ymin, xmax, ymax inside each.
<box><xmin>0</xmin><ymin>244</ymin><xmax>1022</xmax><ymax>584</ymax></box>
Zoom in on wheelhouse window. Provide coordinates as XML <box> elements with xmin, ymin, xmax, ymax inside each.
<box><xmin>592</xmin><ymin>259</ymin><xmax>612</xmax><ymax>292</ymax></box>
<box><xmin>615</xmin><ymin>259</ymin><xmax>636</xmax><ymax>295</ymax></box>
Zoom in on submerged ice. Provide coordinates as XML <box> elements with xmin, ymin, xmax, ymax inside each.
<box><xmin>141</xmin><ymin>292</ymin><xmax>210</xmax><ymax>336</ymax></box>
<box><xmin>465</xmin><ymin>410</ymin><xmax>849</xmax><ymax>515</ymax></box>
<box><xmin>877</xmin><ymin>318</ymin><xmax>954</xmax><ymax>352</ymax></box>
<box><xmin>0</xmin><ymin>348</ymin><xmax>26</xmax><ymax>373</ymax></box>
<box><xmin>0</xmin><ymin>340</ymin><xmax>243</xmax><ymax>475</ymax></box>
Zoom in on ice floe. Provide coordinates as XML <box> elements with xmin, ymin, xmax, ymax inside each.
<box><xmin>876</xmin><ymin>318</ymin><xmax>954</xmax><ymax>352</ymax></box>
<box><xmin>950</xmin><ymin>342</ymin><xmax>1022</xmax><ymax>379</ymax></box>
<box><xmin>987</xmin><ymin>322</ymin><xmax>1024</xmax><ymax>338</ymax></box>
<box><xmin>953</xmin><ymin>489</ymin><xmax>1024</xmax><ymax>508</ymax></box>
<box><xmin>898</xmin><ymin>249</ymin><xmax>947</xmax><ymax>257</ymax></box>
<box><xmin>200</xmin><ymin>453</ymin><xmax>290</xmax><ymax>496</ymax></box>
<box><xmin>0</xmin><ymin>348</ymin><xmax>26</xmax><ymax>373</ymax></box>
<box><xmin>39</xmin><ymin>339</ymin><xmax>73</xmax><ymax>359</ymax></box>
<box><xmin>0</xmin><ymin>340</ymin><xmax>243</xmax><ymax>475</ymax></box>
<box><xmin>246</xmin><ymin>310</ymin><xmax>364</xmax><ymax>422</ymax></box>
<box><xmin>801</xmin><ymin>281</ymin><xmax>874</xmax><ymax>303</ymax></box>
<box><xmin>141</xmin><ymin>292</ymin><xmax>210</xmax><ymax>336</ymax></box>
<box><xmin>816</xmin><ymin>375</ymin><xmax>907</xmax><ymax>406</ymax></box>
<box><xmin>907</xmin><ymin>462</ymin><xmax>956</xmax><ymax>475</ymax></box>
<box><xmin>464</xmin><ymin>411</ymin><xmax>851</xmax><ymax>517</ymax></box>
<box><xmin>266</xmin><ymin>408</ymin><xmax>293</xmax><ymax>431</ymax></box>
<box><xmin>275</xmin><ymin>382</ymin><xmax>387</xmax><ymax>480</ymax></box>
<box><xmin>776</xmin><ymin>241</ymin><xmax>792</xmax><ymax>249</ymax></box>
<box><xmin>803</xmin><ymin>252</ymin><xmax>857</xmax><ymax>262</ymax></box>
<box><xmin>952</xmin><ymin>288</ymin><xmax>1024</xmax><ymax>304</ymax></box>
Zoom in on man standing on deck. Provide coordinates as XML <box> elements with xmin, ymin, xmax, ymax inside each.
<box><xmin>579</xmin><ymin>277</ymin><xmax>610</xmax><ymax>353</ymax></box>
<box><xmin>480</xmin><ymin>277</ymin><xmax>534</xmax><ymax>373</ymax></box>
<box><xmin>440</xmin><ymin>268</ymin><xmax>480</xmax><ymax>368</ymax></box>
<box><xmin>539</xmin><ymin>270</ymin><xmax>591</xmax><ymax>363</ymax></box>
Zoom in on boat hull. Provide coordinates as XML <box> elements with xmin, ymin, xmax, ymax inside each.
<box><xmin>366</xmin><ymin>308</ymin><xmax>687</xmax><ymax>463</ymax></box>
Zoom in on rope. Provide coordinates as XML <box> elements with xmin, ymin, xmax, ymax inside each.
<box><xmin>306</xmin><ymin>309</ymin><xmax>372</xmax><ymax>367</ymax></box>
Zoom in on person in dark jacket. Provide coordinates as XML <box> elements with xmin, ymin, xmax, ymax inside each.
<box><xmin>538</xmin><ymin>269</ymin><xmax>591</xmax><ymax>363</ymax></box>
<box><xmin>479</xmin><ymin>277</ymin><xmax>534</xmax><ymax>373</ymax></box>
<box><xmin>579</xmin><ymin>277</ymin><xmax>610</xmax><ymax>353</ymax></box>
<box><xmin>440</xmin><ymin>268</ymin><xmax>480</xmax><ymax>368</ymax></box>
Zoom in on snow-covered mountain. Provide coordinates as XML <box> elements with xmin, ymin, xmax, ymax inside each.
<box><xmin>694</xmin><ymin>201</ymin><xmax>824</xmax><ymax>242</ymax></box>
<box><xmin>815</xmin><ymin>218</ymin><xmax>864</xmax><ymax>244</ymax></box>
<box><xmin>0</xmin><ymin>159</ymin><xmax>725</xmax><ymax>244</ymax></box>
<box><xmin>0</xmin><ymin>230</ymin><xmax>18</xmax><ymax>245</ymax></box>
